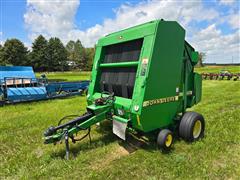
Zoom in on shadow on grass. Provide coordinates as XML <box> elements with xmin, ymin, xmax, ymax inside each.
<box><xmin>50</xmin><ymin>121</ymin><xmax>117</xmax><ymax>159</ymax></box>
<box><xmin>119</xmin><ymin>131</ymin><xmax>176</xmax><ymax>154</ymax></box>
<box><xmin>50</xmin><ymin>121</ymin><xmax>175</xmax><ymax>159</ymax></box>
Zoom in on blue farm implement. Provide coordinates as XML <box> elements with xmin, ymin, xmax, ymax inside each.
<box><xmin>0</xmin><ymin>66</ymin><xmax>89</xmax><ymax>105</ymax></box>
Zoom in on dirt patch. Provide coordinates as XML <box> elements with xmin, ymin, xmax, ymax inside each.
<box><xmin>91</xmin><ymin>145</ymin><xmax>130</xmax><ymax>171</ymax></box>
<box><xmin>35</xmin><ymin>147</ymin><xmax>44</xmax><ymax>158</ymax></box>
<box><xmin>91</xmin><ymin>134</ymin><xmax>150</xmax><ymax>171</ymax></box>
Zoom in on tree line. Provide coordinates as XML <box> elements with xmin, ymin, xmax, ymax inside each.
<box><xmin>0</xmin><ymin>35</ymin><xmax>95</xmax><ymax>71</ymax></box>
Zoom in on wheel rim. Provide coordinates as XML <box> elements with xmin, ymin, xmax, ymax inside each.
<box><xmin>193</xmin><ymin>120</ymin><xmax>202</xmax><ymax>138</ymax></box>
<box><xmin>165</xmin><ymin>134</ymin><xmax>172</xmax><ymax>147</ymax></box>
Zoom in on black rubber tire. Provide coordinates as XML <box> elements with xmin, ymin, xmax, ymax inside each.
<box><xmin>179</xmin><ymin>112</ymin><xmax>205</xmax><ymax>142</ymax></box>
<box><xmin>157</xmin><ymin>129</ymin><xmax>173</xmax><ymax>151</ymax></box>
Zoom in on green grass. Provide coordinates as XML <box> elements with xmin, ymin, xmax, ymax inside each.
<box><xmin>1</xmin><ymin>68</ymin><xmax>240</xmax><ymax>179</ymax></box>
<box><xmin>36</xmin><ymin>71</ymin><xmax>91</xmax><ymax>81</ymax></box>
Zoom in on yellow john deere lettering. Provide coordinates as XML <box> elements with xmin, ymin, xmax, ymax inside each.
<box><xmin>143</xmin><ymin>96</ymin><xmax>179</xmax><ymax>107</ymax></box>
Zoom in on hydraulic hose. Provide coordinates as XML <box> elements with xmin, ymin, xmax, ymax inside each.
<box><xmin>44</xmin><ymin>112</ymin><xmax>94</xmax><ymax>137</ymax></box>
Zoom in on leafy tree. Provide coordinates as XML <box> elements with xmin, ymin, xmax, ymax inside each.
<box><xmin>29</xmin><ymin>35</ymin><xmax>48</xmax><ymax>71</ymax></box>
<box><xmin>197</xmin><ymin>52</ymin><xmax>206</xmax><ymax>67</ymax></box>
<box><xmin>66</xmin><ymin>40</ymin><xmax>87</xmax><ymax>70</ymax></box>
<box><xmin>0</xmin><ymin>44</ymin><xmax>4</xmax><ymax>65</ymax></box>
<box><xmin>46</xmin><ymin>37</ymin><xmax>68</xmax><ymax>71</ymax></box>
<box><xmin>85</xmin><ymin>47</ymin><xmax>95</xmax><ymax>70</ymax></box>
<box><xmin>75</xmin><ymin>40</ymin><xmax>87</xmax><ymax>69</ymax></box>
<box><xmin>66</xmin><ymin>40</ymin><xmax>77</xmax><ymax>68</ymax></box>
<box><xmin>66</xmin><ymin>40</ymin><xmax>75</xmax><ymax>53</ymax></box>
<box><xmin>2</xmin><ymin>39</ymin><xmax>28</xmax><ymax>65</ymax></box>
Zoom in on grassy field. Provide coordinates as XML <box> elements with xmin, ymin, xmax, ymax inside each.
<box><xmin>1</xmin><ymin>66</ymin><xmax>240</xmax><ymax>179</ymax></box>
<box><xmin>36</xmin><ymin>71</ymin><xmax>91</xmax><ymax>81</ymax></box>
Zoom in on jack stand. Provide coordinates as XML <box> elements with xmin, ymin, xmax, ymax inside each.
<box><xmin>65</xmin><ymin>131</ymin><xmax>70</xmax><ymax>160</ymax></box>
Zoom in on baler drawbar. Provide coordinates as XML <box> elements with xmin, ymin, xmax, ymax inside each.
<box><xmin>44</xmin><ymin>92</ymin><xmax>115</xmax><ymax>159</ymax></box>
<box><xmin>44</xmin><ymin>19</ymin><xmax>205</xmax><ymax>159</ymax></box>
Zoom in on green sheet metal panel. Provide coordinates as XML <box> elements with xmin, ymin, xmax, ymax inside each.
<box><xmin>194</xmin><ymin>73</ymin><xmax>202</xmax><ymax>104</ymax></box>
<box><xmin>137</xmin><ymin>21</ymin><xmax>186</xmax><ymax>132</ymax></box>
<box><xmin>97</xmin><ymin>20</ymin><xmax>158</xmax><ymax>46</ymax></box>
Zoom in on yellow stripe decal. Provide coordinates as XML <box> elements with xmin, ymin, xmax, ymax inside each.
<box><xmin>137</xmin><ymin>115</ymin><xmax>141</xmax><ymax>126</ymax></box>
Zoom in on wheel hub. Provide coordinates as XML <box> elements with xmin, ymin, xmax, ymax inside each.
<box><xmin>193</xmin><ymin>120</ymin><xmax>202</xmax><ymax>138</ymax></box>
<box><xmin>165</xmin><ymin>134</ymin><xmax>172</xmax><ymax>147</ymax></box>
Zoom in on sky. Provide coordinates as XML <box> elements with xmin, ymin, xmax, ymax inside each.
<box><xmin>0</xmin><ymin>0</ymin><xmax>239</xmax><ymax>63</ymax></box>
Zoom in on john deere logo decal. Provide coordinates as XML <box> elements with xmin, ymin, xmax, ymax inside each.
<box><xmin>143</xmin><ymin>96</ymin><xmax>179</xmax><ymax>107</ymax></box>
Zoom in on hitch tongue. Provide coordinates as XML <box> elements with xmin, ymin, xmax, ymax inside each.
<box><xmin>44</xmin><ymin>112</ymin><xmax>94</xmax><ymax>138</ymax></box>
<box><xmin>44</xmin><ymin>101</ymin><xmax>113</xmax><ymax>159</ymax></box>
<box><xmin>44</xmin><ymin>126</ymin><xmax>56</xmax><ymax>136</ymax></box>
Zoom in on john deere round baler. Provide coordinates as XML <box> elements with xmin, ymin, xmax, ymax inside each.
<box><xmin>44</xmin><ymin>19</ymin><xmax>205</xmax><ymax>159</ymax></box>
